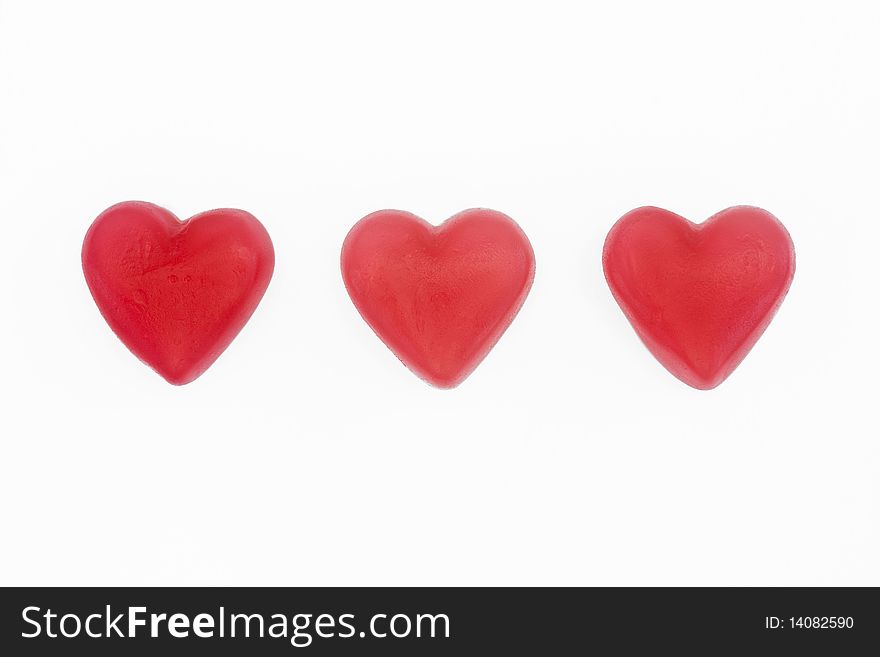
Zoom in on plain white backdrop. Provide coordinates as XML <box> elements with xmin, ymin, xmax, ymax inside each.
<box><xmin>1</xmin><ymin>1</ymin><xmax>878</xmax><ymax>586</ymax></box>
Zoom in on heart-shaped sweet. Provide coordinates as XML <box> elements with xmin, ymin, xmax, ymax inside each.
<box><xmin>603</xmin><ymin>206</ymin><xmax>795</xmax><ymax>389</ymax></box>
<box><xmin>82</xmin><ymin>201</ymin><xmax>274</xmax><ymax>384</ymax></box>
<box><xmin>341</xmin><ymin>209</ymin><xmax>535</xmax><ymax>388</ymax></box>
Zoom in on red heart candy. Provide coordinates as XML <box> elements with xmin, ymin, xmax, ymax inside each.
<box><xmin>341</xmin><ymin>209</ymin><xmax>535</xmax><ymax>388</ymax></box>
<box><xmin>603</xmin><ymin>206</ymin><xmax>795</xmax><ymax>389</ymax></box>
<box><xmin>82</xmin><ymin>201</ymin><xmax>274</xmax><ymax>384</ymax></box>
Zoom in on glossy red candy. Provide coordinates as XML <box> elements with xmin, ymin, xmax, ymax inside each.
<box><xmin>603</xmin><ymin>206</ymin><xmax>795</xmax><ymax>389</ymax></box>
<box><xmin>82</xmin><ymin>201</ymin><xmax>274</xmax><ymax>384</ymax></box>
<box><xmin>341</xmin><ymin>209</ymin><xmax>535</xmax><ymax>388</ymax></box>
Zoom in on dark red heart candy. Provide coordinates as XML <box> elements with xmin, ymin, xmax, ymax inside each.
<box><xmin>82</xmin><ymin>201</ymin><xmax>274</xmax><ymax>384</ymax></box>
<box><xmin>603</xmin><ymin>206</ymin><xmax>795</xmax><ymax>389</ymax></box>
<box><xmin>341</xmin><ymin>209</ymin><xmax>535</xmax><ymax>388</ymax></box>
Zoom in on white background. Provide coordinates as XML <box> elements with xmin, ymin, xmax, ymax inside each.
<box><xmin>1</xmin><ymin>1</ymin><xmax>878</xmax><ymax>586</ymax></box>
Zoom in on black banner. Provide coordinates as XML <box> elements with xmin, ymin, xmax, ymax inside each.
<box><xmin>1</xmin><ymin>587</ymin><xmax>877</xmax><ymax>654</ymax></box>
